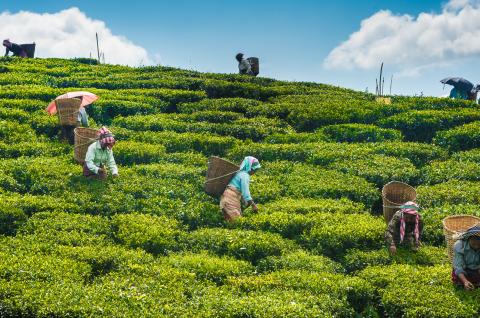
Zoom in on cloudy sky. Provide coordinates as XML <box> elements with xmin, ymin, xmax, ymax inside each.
<box><xmin>2</xmin><ymin>0</ymin><xmax>480</xmax><ymax>96</ymax></box>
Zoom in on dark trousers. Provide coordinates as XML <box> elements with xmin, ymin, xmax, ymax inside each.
<box><xmin>61</xmin><ymin>124</ymin><xmax>78</xmax><ymax>145</ymax></box>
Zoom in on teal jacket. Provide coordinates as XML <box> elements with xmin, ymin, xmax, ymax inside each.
<box><xmin>228</xmin><ymin>171</ymin><xmax>252</xmax><ymax>202</ymax></box>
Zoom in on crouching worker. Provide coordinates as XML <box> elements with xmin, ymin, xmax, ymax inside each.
<box><xmin>220</xmin><ymin>156</ymin><xmax>261</xmax><ymax>222</ymax></box>
<box><xmin>83</xmin><ymin>127</ymin><xmax>118</xmax><ymax>180</ymax></box>
<box><xmin>385</xmin><ymin>201</ymin><xmax>423</xmax><ymax>255</ymax></box>
<box><xmin>452</xmin><ymin>225</ymin><xmax>480</xmax><ymax>290</ymax></box>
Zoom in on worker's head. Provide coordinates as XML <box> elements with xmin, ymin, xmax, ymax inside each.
<box><xmin>235</xmin><ymin>53</ymin><xmax>244</xmax><ymax>62</ymax></box>
<box><xmin>468</xmin><ymin>236</ymin><xmax>480</xmax><ymax>250</ymax></box>
<box><xmin>400</xmin><ymin>201</ymin><xmax>419</xmax><ymax>222</ymax></box>
<box><xmin>240</xmin><ymin>156</ymin><xmax>261</xmax><ymax>175</ymax></box>
<box><xmin>97</xmin><ymin>127</ymin><xmax>116</xmax><ymax>150</ymax></box>
<box><xmin>2</xmin><ymin>39</ymin><xmax>11</xmax><ymax>48</ymax></box>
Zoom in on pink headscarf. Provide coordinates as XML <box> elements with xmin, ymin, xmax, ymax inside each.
<box><xmin>399</xmin><ymin>201</ymin><xmax>420</xmax><ymax>244</ymax></box>
<box><xmin>97</xmin><ymin>127</ymin><xmax>115</xmax><ymax>149</ymax></box>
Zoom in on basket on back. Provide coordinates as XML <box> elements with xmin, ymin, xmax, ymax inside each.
<box><xmin>74</xmin><ymin>127</ymin><xmax>98</xmax><ymax>164</ymax></box>
<box><xmin>204</xmin><ymin>156</ymin><xmax>239</xmax><ymax>197</ymax></box>
<box><xmin>443</xmin><ymin>215</ymin><xmax>480</xmax><ymax>263</ymax></box>
<box><xmin>56</xmin><ymin>98</ymin><xmax>81</xmax><ymax>126</ymax></box>
<box><xmin>382</xmin><ymin>181</ymin><xmax>417</xmax><ymax>224</ymax></box>
<box><xmin>20</xmin><ymin>43</ymin><xmax>35</xmax><ymax>58</ymax></box>
<box><xmin>247</xmin><ymin>57</ymin><xmax>259</xmax><ymax>76</ymax></box>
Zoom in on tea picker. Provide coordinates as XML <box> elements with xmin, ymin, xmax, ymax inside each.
<box><xmin>450</xmin><ymin>225</ymin><xmax>480</xmax><ymax>290</ymax></box>
<box><xmin>46</xmin><ymin>92</ymin><xmax>98</xmax><ymax>144</ymax></box>
<box><xmin>83</xmin><ymin>127</ymin><xmax>119</xmax><ymax>180</ymax></box>
<box><xmin>236</xmin><ymin>53</ymin><xmax>259</xmax><ymax>76</ymax></box>
<box><xmin>204</xmin><ymin>156</ymin><xmax>261</xmax><ymax>222</ymax></box>
<box><xmin>441</xmin><ymin>77</ymin><xmax>479</xmax><ymax>102</ymax></box>
<box><xmin>384</xmin><ymin>201</ymin><xmax>423</xmax><ymax>255</ymax></box>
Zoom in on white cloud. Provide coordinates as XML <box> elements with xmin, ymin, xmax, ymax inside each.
<box><xmin>0</xmin><ymin>7</ymin><xmax>157</xmax><ymax>66</ymax></box>
<box><xmin>324</xmin><ymin>0</ymin><xmax>480</xmax><ymax>71</ymax></box>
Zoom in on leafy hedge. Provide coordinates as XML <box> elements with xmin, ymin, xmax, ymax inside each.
<box><xmin>434</xmin><ymin>121</ymin><xmax>480</xmax><ymax>152</ymax></box>
<box><xmin>320</xmin><ymin>123</ymin><xmax>402</xmax><ymax>143</ymax></box>
<box><xmin>183</xmin><ymin>228</ymin><xmax>299</xmax><ymax>264</ymax></box>
<box><xmin>380</xmin><ymin>109</ymin><xmax>480</xmax><ymax>142</ymax></box>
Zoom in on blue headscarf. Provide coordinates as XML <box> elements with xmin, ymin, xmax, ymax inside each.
<box><xmin>239</xmin><ymin>156</ymin><xmax>261</xmax><ymax>173</ymax></box>
<box><xmin>458</xmin><ymin>225</ymin><xmax>480</xmax><ymax>241</ymax></box>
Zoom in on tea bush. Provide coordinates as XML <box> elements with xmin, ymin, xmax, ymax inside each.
<box><xmin>320</xmin><ymin>123</ymin><xmax>403</xmax><ymax>142</ymax></box>
<box><xmin>111</xmin><ymin>213</ymin><xmax>185</xmax><ymax>255</ymax></box>
<box><xmin>257</xmin><ymin>250</ymin><xmax>344</xmax><ymax>273</ymax></box>
<box><xmin>434</xmin><ymin>121</ymin><xmax>480</xmax><ymax>152</ymax></box>
<box><xmin>1</xmin><ymin>57</ymin><xmax>479</xmax><ymax>317</ymax></box>
<box><xmin>380</xmin><ymin>109</ymin><xmax>480</xmax><ymax>142</ymax></box>
<box><xmin>158</xmin><ymin>251</ymin><xmax>254</xmax><ymax>285</ymax></box>
<box><xmin>303</xmin><ymin>212</ymin><xmax>385</xmax><ymax>257</ymax></box>
<box><xmin>342</xmin><ymin>246</ymin><xmax>448</xmax><ymax>272</ymax></box>
<box><xmin>183</xmin><ymin>228</ymin><xmax>299</xmax><ymax>264</ymax></box>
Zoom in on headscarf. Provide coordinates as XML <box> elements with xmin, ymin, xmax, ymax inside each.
<box><xmin>239</xmin><ymin>156</ymin><xmax>261</xmax><ymax>173</ymax></box>
<box><xmin>399</xmin><ymin>201</ymin><xmax>420</xmax><ymax>244</ymax></box>
<box><xmin>456</xmin><ymin>224</ymin><xmax>480</xmax><ymax>241</ymax></box>
<box><xmin>97</xmin><ymin>126</ymin><xmax>115</xmax><ymax>149</ymax></box>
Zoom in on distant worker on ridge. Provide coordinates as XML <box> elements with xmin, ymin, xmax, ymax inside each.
<box><xmin>3</xmin><ymin>39</ymin><xmax>27</xmax><ymax>58</ymax></box>
<box><xmin>236</xmin><ymin>53</ymin><xmax>253</xmax><ymax>75</ymax></box>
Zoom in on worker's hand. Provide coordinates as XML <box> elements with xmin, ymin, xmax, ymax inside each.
<box><xmin>112</xmin><ymin>173</ymin><xmax>119</xmax><ymax>178</ymax></box>
<box><xmin>251</xmin><ymin>203</ymin><xmax>258</xmax><ymax>213</ymax></box>
<box><xmin>464</xmin><ymin>280</ymin><xmax>475</xmax><ymax>291</ymax></box>
<box><xmin>97</xmin><ymin>168</ymin><xmax>105</xmax><ymax>175</ymax></box>
<box><xmin>389</xmin><ymin>244</ymin><xmax>397</xmax><ymax>255</ymax></box>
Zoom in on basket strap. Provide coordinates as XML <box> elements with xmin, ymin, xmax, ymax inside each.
<box><xmin>205</xmin><ymin>170</ymin><xmax>240</xmax><ymax>183</ymax></box>
<box><xmin>383</xmin><ymin>204</ymin><xmax>420</xmax><ymax>210</ymax></box>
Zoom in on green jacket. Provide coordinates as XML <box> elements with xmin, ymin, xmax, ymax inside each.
<box><xmin>85</xmin><ymin>141</ymin><xmax>118</xmax><ymax>175</ymax></box>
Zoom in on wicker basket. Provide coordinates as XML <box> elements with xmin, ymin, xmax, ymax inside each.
<box><xmin>20</xmin><ymin>43</ymin><xmax>35</xmax><ymax>58</ymax></box>
<box><xmin>247</xmin><ymin>57</ymin><xmax>259</xmax><ymax>76</ymax></box>
<box><xmin>74</xmin><ymin>127</ymin><xmax>98</xmax><ymax>164</ymax></box>
<box><xmin>443</xmin><ymin>215</ymin><xmax>480</xmax><ymax>263</ymax></box>
<box><xmin>382</xmin><ymin>181</ymin><xmax>417</xmax><ymax>224</ymax></box>
<box><xmin>204</xmin><ymin>156</ymin><xmax>239</xmax><ymax>197</ymax></box>
<box><xmin>56</xmin><ymin>98</ymin><xmax>81</xmax><ymax>126</ymax></box>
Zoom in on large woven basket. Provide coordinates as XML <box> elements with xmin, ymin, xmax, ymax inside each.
<box><xmin>247</xmin><ymin>57</ymin><xmax>259</xmax><ymax>76</ymax></box>
<box><xmin>443</xmin><ymin>215</ymin><xmax>480</xmax><ymax>264</ymax></box>
<box><xmin>382</xmin><ymin>181</ymin><xmax>417</xmax><ymax>224</ymax></box>
<box><xmin>74</xmin><ymin>127</ymin><xmax>98</xmax><ymax>164</ymax></box>
<box><xmin>56</xmin><ymin>98</ymin><xmax>81</xmax><ymax>126</ymax></box>
<box><xmin>20</xmin><ymin>43</ymin><xmax>35</xmax><ymax>58</ymax></box>
<box><xmin>204</xmin><ymin>156</ymin><xmax>239</xmax><ymax>197</ymax></box>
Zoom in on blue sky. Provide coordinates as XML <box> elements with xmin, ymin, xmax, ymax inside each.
<box><xmin>2</xmin><ymin>0</ymin><xmax>480</xmax><ymax>96</ymax></box>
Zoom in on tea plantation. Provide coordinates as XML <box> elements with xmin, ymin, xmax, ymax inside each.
<box><xmin>1</xmin><ymin>57</ymin><xmax>480</xmax><ymax>317</ymax></box>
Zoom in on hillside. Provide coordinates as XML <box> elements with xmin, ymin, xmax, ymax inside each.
<box><xmin>1</xmin><ymin>57</ymin><xmax>480</xmax><ymax>317</ymax></box>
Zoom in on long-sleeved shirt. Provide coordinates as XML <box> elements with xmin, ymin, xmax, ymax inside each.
<box><xmin>228</xmin><ymin>171</ymin><xmax>252</xmax><ymax>202</ymax></box>
<box><xmin>238</xmin><ymin>59</ymin><xmax>253</xmax><ymax>75</ymax></box>
<box><xmin>453</xmin><ymin>239</ymin><xmax>480</xmax><ymax>276</ymax></box>
<box><xmin>85</xmin><ymin>141</ymin><xmax>118</xmax><ymax>175</ymax></box>
<box><xmin>78</xmin><ymin>107</ymin><xmax>89</xmax><ymax>127</ymax></box>
<box><xmin>384</xmin><ymin>211</ymin><xmax>423</xmax><ymax>246</ymax></box>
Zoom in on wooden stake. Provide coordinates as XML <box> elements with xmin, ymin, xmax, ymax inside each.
<box><xmin>96</xmin><ymin>33</ymin><xmax>101</xmax><ymax>63</ymax></box>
